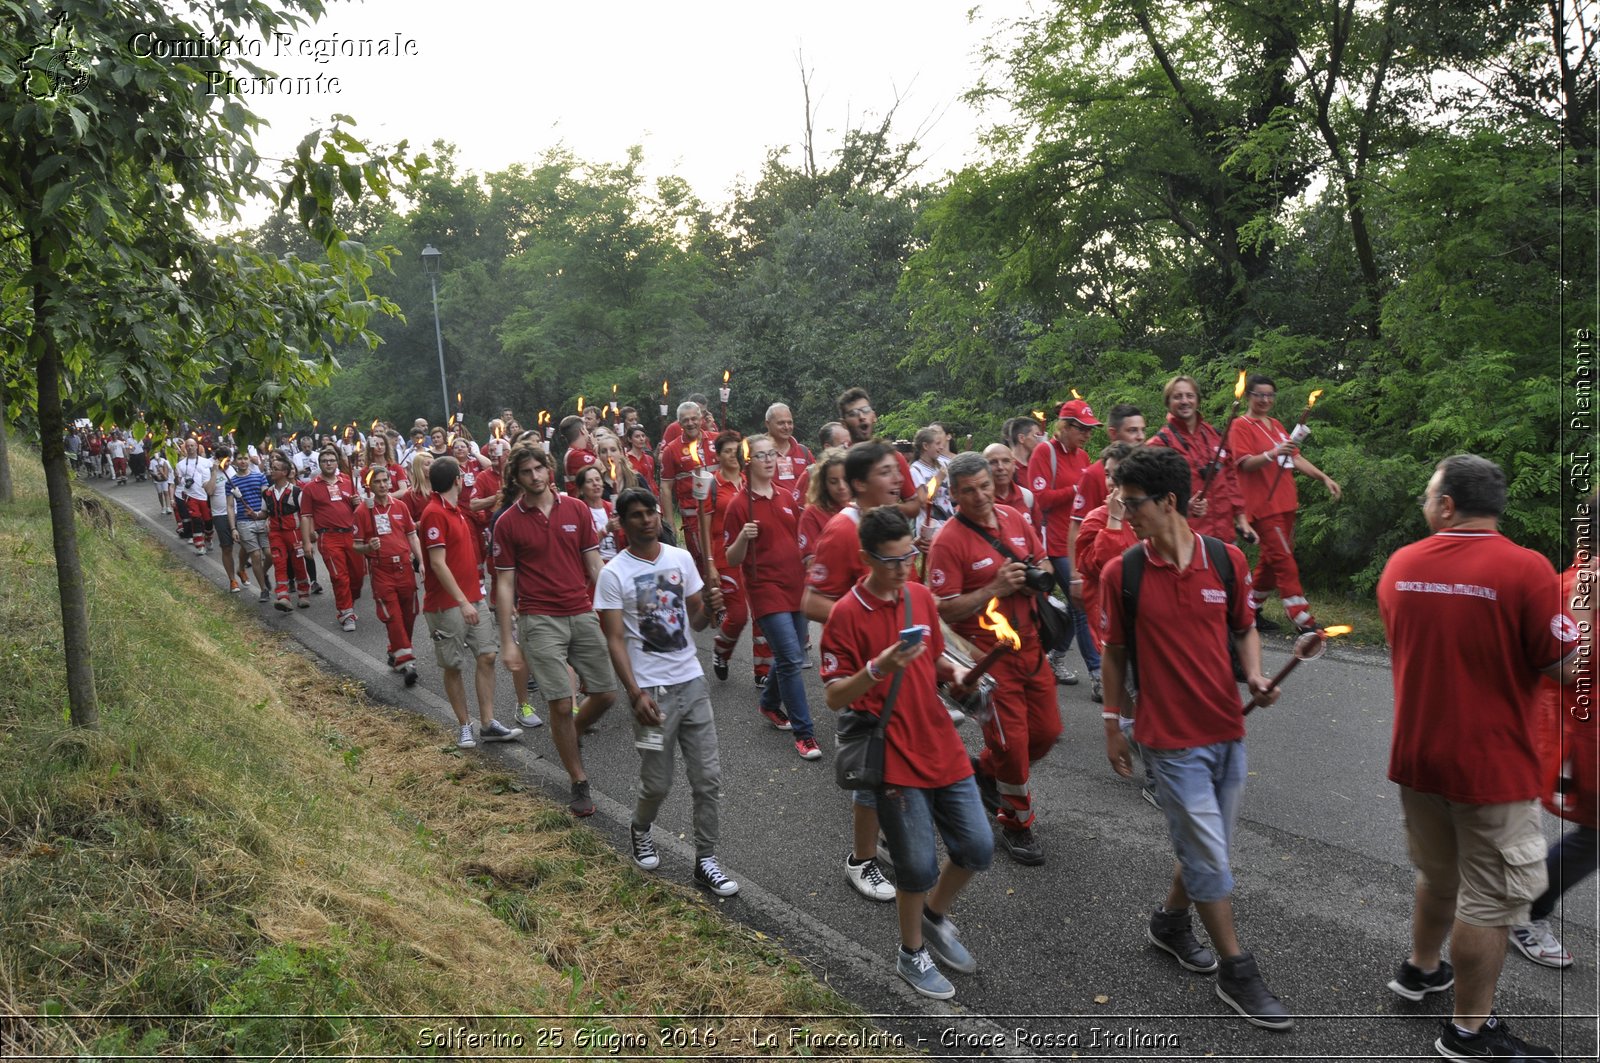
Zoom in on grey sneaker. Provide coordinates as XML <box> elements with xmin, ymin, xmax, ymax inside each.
<box><xmin>1148</xmin><ymin>906</ymin><xmax>1218</xmax><ymax>972</ymax></box>
<box><xmin>845</xmin><ymin>854</ymin><xmax>895</xmax><ymax>902</ymax></box>
<box><xmin>516</xmin><ymin>703</ymin><xmax>545</xmax><ymax>729</ymax></box>
<box><xmin>1090</xmin><ymin>672</ymin><xmax>1104</xmax><ymax>703</ymax></box>
<box><xmin>998</xmin><ymin>824</ymin><xmax>1045</xmax><ymax>866</ymax></box>
<box><xmin>568</xmin><ymin>780</ymin><xmax>595</xmax><ymax>817</ymax></box>
<box><xmin>456</xmin><ymin>724</ymin><xmax>476</xmax><ymax>749</ymax></box>
<box><xmin>258</xmin><ymin>588</ymin><xmax>271</xmax><ymax>604</ymax></box>
<box><xmin>897</xmin><ymin>946</ymin><xmax>955</xmax><ymax>1000</ymax></box>
<box><xmin>340</xmin><ymin>612</ymin><xmax>356</xmax><ymax>632</ymax></box>
<box><xmin>695</xmin><ymin>856</ymin><xmax>739</xmax><ymax>897</ymax></box>
<box><xmin>630</xmin><ymin>826</ymin><xmax>660</xmax><ymax>871</ymax></box>
<box><xmin>1049</xmin><ymin>651</ymin><xmax>1078</xmax><ymax>685</ymax></box>
<box><xmin>1510</xmin><ymin>919</ymin><xmax>1573</xmax><ymax>968</ymax></box>
<box><xmin>480</xmin><ymin>719</ymin><xmax>523</xmax><ymax>743</ymax></box>
<box><xmin>1216</xmin><ymin>952</ymin><xmax>1293</xmax><ymax>1030</ymax></box>
<box><xmin>921</xmin><ymin>911</ymin><xmax>977</xmax><ymax>974</ymax></box>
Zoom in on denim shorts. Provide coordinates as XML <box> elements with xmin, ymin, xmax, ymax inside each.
<box><xmin>1148</xmin><ymin>740</ymin><xmax>1247</xmax><ymax>903</ymax></box>
<box><xmin>877</xmin><ymin>775</ymin><xmax>994</xmax><ymax>894</ymax></box>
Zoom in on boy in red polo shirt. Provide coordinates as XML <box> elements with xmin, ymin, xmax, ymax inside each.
<box><xmin>1099</xmin><ymin>446</ymin><xmax>1290</xmax><ymax>1032</ymax></box>
<box><xmin>421</xmin><ymin>456</ymin><xmax>523</xmax><ymax>749</ymax></box>
<box><xmin>355</xmin><ymin>466</ymin><xmax>423</xmax><ymax>686</ymax></box>
<box><xmin>300</xmin><ymin>447</ymin><xmax>365</xmax><ymax>631</ymax></box>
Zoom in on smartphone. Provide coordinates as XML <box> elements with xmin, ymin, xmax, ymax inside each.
<box><xmin>898</xmin><ymin>624</ymin><xmax>930</xmax><ymax>648</ymax></box>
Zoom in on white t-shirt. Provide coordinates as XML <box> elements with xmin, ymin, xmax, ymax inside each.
<box><xmin>107</xmin><ymin>438</ymin><xmax>126</xmax><ymax>459</ymax></box>
<box><xmin>211</xmin><ymin>466</ymin><xmax>234</xmax><ymax>512</ymax></box>
<box><xmin>291</xmin><ymin>450</ymin><xmax>317</xmax><ymax>483</ymax></box>
<box><xmin>595</xmin><ymin>544</ymin><xmax>704</xmax><ymax>688</ymax></box>
<box><xmin>175</xmin><ymin>456</ymin><xmax>213</xmax><ymax>501</ymax></box>
<box><xmin>149</xmin><ymin>456</ymin><xmax>172</xmax><ymax>486</ymax></box>
<box><xmin>588</xmin><ymin>503</ymin><xmax>618</xmax><ymax>561</ymax></box>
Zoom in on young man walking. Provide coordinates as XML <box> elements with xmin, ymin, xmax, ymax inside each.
<box><xmin>597</xmin><ymin>487</ymin><xmax>738</xmax><ymax>897</ymax></box>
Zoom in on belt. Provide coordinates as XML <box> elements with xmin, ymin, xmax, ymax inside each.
<box><xmin>377</xmin><ymin>554</ymin><xmax>408</xmax><ymax>565</ymax></box>
<box><xmin>317</xmin><ymin>527</ymin><xmax>354</xmax><ymax>534</ymax></box>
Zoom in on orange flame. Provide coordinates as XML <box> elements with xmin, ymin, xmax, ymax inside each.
<box><xmin>1234</xmin><ymin>370</ymin><xmax>1247</xmax><ymax>400</ymax></box>
<box><xmin>1032</xmin><ymin>410</ymin><xmax>1046</xmax><ymax>422</ymax></box>
<box><xmin>608</xmin><ymin>459</ymin><xmax>619</xmax><ymax>481</ymax></box>
<box><xmin>364</xmin><ymin>467</ymin><xmax>376</xmax><ymax>486</ymax></box>
<box><xmin>612</xmin><ymin>383</ymin><xmax>618</xmax><ymax>395</ymax></box>
<box><xmin>662</xmin><ymin>380</ymin><xmax>669</xmax><ymax>397</ymax></box>
<box><xmin>689</xmin><ymin>440</ymin><xmax>702</xmax><ymax>465</ymax></box>
<box><xmin>371</xmin><ymin>418</ymin><xmax>380</xmax><ymax>432</ymax></box>
<box><xmin>723</xmin><ymin>369</ymin><xmax>730</xmax><ymax>384</ymax></box>
<box><xmin>740</xmin><ymin>439</ymin><xmax>750</xmax><ymax>463</ymax></box>
<box><xmin>978</xmin><ymin>598</ymin><xmax>1021</xmax><ymax>650</ymax></box>
<box><xmin>925</xmin><ymin>472</ymin><xmax>941</xmax><ymax>501</ymax></box>
<box><xmin>456</xmin><ymin>392</ymin><xmax>462</xmax><ymax>408</ymax></box>
<box><xmin>577</xmin><ymin>396</ymin><xmax>585</xmax><ymax>413</ymax></box>
<box><xmin>1071</xmin><ymin>388</ymin><xmax>1083</xmax><ymax>400</ymax></box>
<box><xmin>1307</xmin><ymin>388</ymin><xmax>1324</xmax><ymax>408</ymax></box>
<box><xmin>1322</xmin><ymin>625</ymin><xmax>1352</xmax><ymax>638</ymax></box>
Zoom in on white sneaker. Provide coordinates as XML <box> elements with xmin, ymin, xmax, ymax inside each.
<box><xmin>456</xmin><ymin>724</ymin><xmax>476</xmax><ymax>749</ymax></box>
<box><xmin>631</xmin><ymin>826</ymin><xmax>660</xmax><ymax>871</ymax></box>
<box><xmin>694</xmin><ymin>855</ymin><xmax>739</xmax><ymax>897</ymax></box>
<box><xmin>340</xmin><ymin>613</ymin><xmax>357</xmax><ymax>632</ymax></box>
<box><xmin>1511</xmin><ymin>919</ymin><xmax>1573</xmax><ymax>968</ymax></box>
<box><xmin>845</xmin><ymin>854</ymin><xmax>895</xmax><ymax>902</ymax></box>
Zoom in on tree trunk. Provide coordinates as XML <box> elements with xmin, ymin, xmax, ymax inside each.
<box><xmin>32</xmin><ymin>235</ymin><xmax>99</xmax><ymax>729</ymax></box>
<box><xmin>0</xmin><ymin>383</ymin><xmax>13</xmax><ymax>504</ymax></box>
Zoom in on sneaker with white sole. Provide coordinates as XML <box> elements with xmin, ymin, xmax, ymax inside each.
<box><xmin>694</xmin><ymin>856</ymin><xmax>739</xmax><ymax>897</ymax></box>
<box><xmin>456</xmin><ymin>724</ymin><xmax>476</xmax><ymax>749</ymax></box>
<box><xmin>1049</xmin><ymin>650</ymin><xmax>1079</xmax><ymax>685</ymax></box>
<box><xmin>920</xmin><ymin>911</ymin><xmax>977</xmax><ymax>974</ymax></box>
<box><xmin>758</xmin><ymin>705</ymin><xmax>792</xmax><ymax>730</ymax></box>
<box><xmin>340</xmin><ymin>612</ymin><xmax>357</xmax><ymax>632</ymax></box>
<box><xmin>845</xmin><ymin>853</ymin><xmax>895</xmax><ymax>902</ymax></box>
<box><xmin>631</xmin><ymin>826</ymin><xmax>660</xmax><ymax>871</ymax></box>
<box><xmin>480</xmin><ymin>719</ymin><xmax>523</xmax><ymax>743</ymax></box>
<box><xmin>516</xmin><ymin>703</ymin><xmax>545</xmax><ymax>729</ymax></box>
<box><xmin>1435</xmin><ymin>1014</ymin><xmax>1555</xmax><ymax>1061</ymax></box>
<box><xmin>897</xmin><ymin>946</ymin><xmax>955</xmax><ymax>1000</ymax></box>
<box><xmin>1216</xmin><ymin>952</ymin><xmax>1293</xmax><ymax>1030</ymax></box>
<box><xmin>795</xmin><ymin>736</ymin><xmax>822</xmax><ymax>760</ymax></box>
<box><xmin>1510</xmin><ymin>920</ymin><xmax>1572</xmax><ymax>968</ymax></box>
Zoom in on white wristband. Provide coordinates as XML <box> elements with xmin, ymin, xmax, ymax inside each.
<box><xmin>1100</xmin><ymin>711</ymin><xmax>1120</xmax><ymax>721</ymax></box>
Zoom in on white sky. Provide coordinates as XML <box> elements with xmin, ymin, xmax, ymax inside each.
<box><xmin>236</xmin><ymin>0</ymin><xmax>1029</xmax><ymax>208</ymax></box>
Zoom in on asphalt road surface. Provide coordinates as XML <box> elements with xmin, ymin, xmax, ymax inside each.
<box><xmin>99</xmin><ymin>476</ymin><xmax>1597</xmax><ymax>1062</ymax></box>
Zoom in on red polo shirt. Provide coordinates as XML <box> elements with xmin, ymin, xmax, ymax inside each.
<box><xmin>723</xmin><ymin>484</ymin><xmax>805</xmax><ymax>617</ymax></box>
<box><xmin>490</xmin><ymin>492</ymin><xmax>599</xmax><ymax>617</ymax></box>
<box><xmin>820</xmin><ymin>580</ymin><xmax>969</xmax><ymax>789</ymax></box>
<box><xmin>1379</xmin><ymin>530</ymin><xmax>1576</xmax><ymax>803</ymax></box>
<box><xmin>1073</xmin><ymin>462</ymin><xmax>1108</xmax><ymax>524</ymax></box>
<box><xmin>660</xmin><ymin>435</ymin><xmax>710</xmax><ymax>518</ymax></box>
<box><xmin>798</xmin><ymin>503</ymin><xmax>836</xmax><ymax>564</ymax></box>
<box><xmin>806</xmin><ymin>505</ymin><xmax>866</xmax><ymax>600</ymax></box>
<box><xmin>564</xmin><ymin>446</ymin><xmax>597</xmax><ymax>495</ymax></box>
<box><xmin>772</xmin><ymin>440</ymin><xmax>814</xmax><ymax>491</ymax></box>
<box><xmin>1228</xmin><ymin>415</ymin><xmax>1297</xmax><ymax>519</ymax></box>
<box><xmin>355</xmin><ymin>498</ymin><xmax>417</xmax><ymax>574</ymax></box>
<box><xmin>420</xmin><ymin>495</ymin><xmax>482</xmax><ymax>612</ymax></box>
<box><xmin>1100</xmin><ymin>534</ymin><xmax>1255</xmax><ymax>750</ymax></box>
<box><xmin>994</xmin><ymin>482</ymin><xmax>1036</xmax><ymax>528</ymax></box>
<box><xmin>1026</xmin><ymin>438</ymin><xmax>1090</xmax><ymax>557</ymax></box>
<box><xmin>302</xmin><ymin>474</ymin><xmax>359</xmax><ymax>531</ymax></box>
<box><xmin>926</xmin><ymin>505</ymin><xmax>1042</xmax><ymax>651</ymax></box>
<box><xmin>1147</xmin><ymin>415</ymin><xmax>1243</xmax><ymax>541</ymax></box>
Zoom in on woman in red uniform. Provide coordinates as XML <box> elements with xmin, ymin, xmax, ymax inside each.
<box><xmin>799</xmin><ymin>447</ymin><xmax>850</xmax><ymax>571</ymax></box>
<box><xmin>261</xmin><ymin>452</ymin><xmax>312</xmax><ymax>610</ymax></box>
<box><xmin>355</xmin><ymin>465</ymin><xmax>423</xmax><ymax>685</ymax></box>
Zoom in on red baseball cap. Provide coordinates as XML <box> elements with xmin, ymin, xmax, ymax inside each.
<box><xmin>1056</xmin><ymin>399</ymin><xmax>1102</xmax><ymax>427</ymax></box>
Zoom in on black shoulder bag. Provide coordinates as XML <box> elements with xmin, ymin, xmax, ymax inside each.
<box><xmin>954</xmin><ymin>512</ymin><xmax>1073</xmax><ymax>653</ymax></box>
<box><xmin>835</xmin><ymin>593</ymin><xmax>913</xmax><ymax>791</ymax></box>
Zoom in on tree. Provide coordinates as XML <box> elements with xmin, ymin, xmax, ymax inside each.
<box><xmin>0</xmin><ymin>0</ymin><xmax>420</xmax><ymax>728</ymax></box>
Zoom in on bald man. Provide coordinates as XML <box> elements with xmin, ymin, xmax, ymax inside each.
<box><xmin>765</xmin><ymin>402</ymin><xmax>815</xmax><ymax>493</ymax></box>
<box><xmin>984</xmin><ymin>443</ymin><xmax>1036</xmax><ymax>528</ymax></box>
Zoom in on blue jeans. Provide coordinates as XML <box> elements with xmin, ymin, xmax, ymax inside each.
<box><xmin>1149</xmin><ymin>740</ymin><xmax>1247</xmax><ymax>903</ymax></box>
<box><xmin>1049</xmin><ymin>556</ymin><xmax>1101</xmax><ymax>674</ymax></box>
<box><xmin>757</xmin><ymin>610</ymin><xmax>815</xmax><ymax>740</ymax></box>
<box><xmin>1530</xmin><ymin>825</ymin><xmax>1600</xmax><ymax>922</ymax></box>
<box><xmin>877</xmin><ymin>775</ymin><xmax>994</xmax><ymax>894</ymax></box>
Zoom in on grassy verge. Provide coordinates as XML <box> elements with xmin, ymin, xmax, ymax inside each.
<box><xmin>0</xmin><ymin>454</ymin><xmax>867</xmax><ymax>1058</ymax></box>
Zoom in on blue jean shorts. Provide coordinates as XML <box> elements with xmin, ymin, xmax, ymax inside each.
<box><xmin>877</xmin><ymin>775</ymin><xmax>994</xmax><ymax>894</ymax></box>
<box><xmin>1148</xmin><ymin>740</ymin><xmax>1247</xmax><ymax>903</ymax></box>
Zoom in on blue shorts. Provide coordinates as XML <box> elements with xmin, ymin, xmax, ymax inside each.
<box><xmin>1148</xmin><ymin>740</ymin><xmax>1247</xmax><ymax>903</ymax></box>
<box><xmin>877</xmin><ymin>775</ymin><xmax>994</xmax><ymax>894</ymax></box>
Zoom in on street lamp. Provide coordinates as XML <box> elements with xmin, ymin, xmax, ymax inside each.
<box><xmin>420</xmin><ymin>243</ymin><xmax>449</xmax><ymax>424</ymax></box>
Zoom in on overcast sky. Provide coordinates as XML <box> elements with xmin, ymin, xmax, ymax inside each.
<box><xmin>238</xmin><ymin>0</ymin><xmax>1030</xmax><ymax>210</ymax></box>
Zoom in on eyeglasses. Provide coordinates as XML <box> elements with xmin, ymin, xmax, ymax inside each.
<box><xmin>1248</xmin><ymin>391</ymin><xmax>1276</xmax><ymax>400</ymax></box>
<box><xmin>1120</xmin><ymin>494</ymin><xmax>1161</xmax><ymax>510</ymax></box>
<box><xmin>867</xmin><ymin>549</ymin><xmax>920</xmax><ymax>568</ymax></box>
<box><xmin>750</xmin><ymin>450</ymin><xmax>777</xmax><ymax>461</ymax></box>
<box><xmin>843</xmin><ymin>406</ymin><xmax>874</xmax><ymax>419</ymax></box>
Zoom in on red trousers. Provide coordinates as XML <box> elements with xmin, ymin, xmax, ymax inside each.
<box><xmin>368</xmin><ymin>562</ymin><xmax>418</xmax><ymax>664</ymax></box>
<box><xmin>1251</xmin><ymin>511</ymin><xmax>1313</xmax><ymax>628</ymax></box>
<box><xmin>975</xmin><ymin>644</ymin><xmax>1061</xmax><ymax>830</ymax></box>
<box><xmin>181</xmin><ymin>496</ymin><xmax>213</xmax><ymax>549</ymax></box>
<box><xmin>713</xmin><ymin>571</ymin><xmax>773</xmax><ymax>682</ymax></box>
<box><xmin>269</xmin><ymin>527</ymin><xmax>310</xmax><ymax>600</ymax></box>
<box><xmin>316</xmin><ymin>531</ymin><xmax>365</xmax><ymax>614</ymax></box>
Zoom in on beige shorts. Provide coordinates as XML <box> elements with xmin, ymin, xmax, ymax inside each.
<box><xmin>517</xmin><ymin>612</ymin><xmax>616</xmax><ymax>704</ymax></box>
<box><xmin>1399</xmin><ymin>786</ymin><xmax>1548</xmax><ymax>927</ymax></box>
<box><xmin>424</xmin><ymin>605</ymin><xmax>496</xmax><ymax>672</ymax></box>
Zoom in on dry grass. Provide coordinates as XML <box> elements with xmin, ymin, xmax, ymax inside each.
<box><xmin>0</xmin><ymin>452</ymin><xmax>868</xmax><ymax>1058</ymax></box>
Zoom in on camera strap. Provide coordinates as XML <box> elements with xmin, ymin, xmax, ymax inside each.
<box><xmin>954</xmin><ymin>512</ymin><xmax>1038</xmax><ymax>630</ymax></box>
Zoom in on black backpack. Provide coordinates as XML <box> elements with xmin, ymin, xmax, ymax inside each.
<box><xmin>1119</xmin><ymin>535</ymin><xmax>1242</xmax><ymax>696</ymax></box>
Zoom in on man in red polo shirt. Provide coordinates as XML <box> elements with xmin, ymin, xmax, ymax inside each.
<box><xmin>982</xmin><ymin>443</ymin><xmax>1034</xmax><ymax>527</ymax></box>
<box><xmin>354</xmin><ymin>466</ymin><xmax>424</xmax><ymax>686</ymax></box>
<box><xmin>1227</xmin><ymin>375</ymin><xmax>1342</xmax><ymax>633</ymax></box>
<box><xmin>724</xmin><ymin>433</ymin><xmax>817</xmax><ymax>759</ymax></box>
<box><xmin>1072</xmin><ymin>402</ymin><xmax>1146</xmax><ymax>532</ymax></box>
<box><xmin>659</xmin><ymin>401</ymin><xmax>713</xmax><ymax>575</ymax></box>
<box><xmin>764</xmin><ymin>402</ymin><xmax>814</xmax><ymax>493</ymax></box>
<box><xmin>1099</xmin><ymin>445</ymin><xmax>1291</xmax><ymax>1032</ymax></box>
<box><xmin>560</xmin><ymin>415</ymin><xmax>598</xmax><ymax>495</ymax></box>
<box><xmin>1378</xmin><ymin>454</ymin><xmax>1578</xmax><ymax>1061</ymax></box>
<box><xmin>300</xmin><ymin>447</ymin><xmax>365</xmax><ymax>632</ymax></box>
<box><xmin>1027</xmin><ymin>398</ymin><xmax>1101</xmax><ymax>691</ymax></box>
<box><xmin>928</xmin><ymin>453</ymin><xmax>1056</xmax><ymax>866</ymax></box>
<box><xmin>421</xmin><ymin>456</ymin><xmax>523</xmax><ymax>749</ymax></box>
<box><xmin>494</xmin><ymin>443</ymin><xmax>618</xmax><ymax>817</ymax></box>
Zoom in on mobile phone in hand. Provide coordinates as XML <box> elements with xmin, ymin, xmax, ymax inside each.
<box><xmin>898</xmin><ymin>624</ymin><xmax>930</xmax><ymax>649</ymax></box>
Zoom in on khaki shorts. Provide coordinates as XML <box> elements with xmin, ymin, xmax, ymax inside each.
<box><xmin>236</xmin><ymin>519</ymin><xmax>270</xmax><ymax>556</ymax></box>
<box><xmin>424</xmin><ymin>605</ymin><xmax>496</xmax><ymax>672</ymax></box>
<box><xmin>1399</xmin><ymin>786</ymin><xmax>1548</xmax><ymax>927</ymax></box>
<box><xmin>517</xmin><ymin>612</ymin><xmax>617</xmax><ymax>703</ymax></box>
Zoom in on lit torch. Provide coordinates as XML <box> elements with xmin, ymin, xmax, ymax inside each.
<box><xmin>660</xmin><ymin>379</ymin><xmax>670</xmax><ymax>419</ymax></box>
<box><xmin>720</xmin><ymin>369</ymin><xmax>730</xmax><ymax>427</ymax></box>
<box><xmin>946</xmin><ymin>600</ymin><xmax>1021</xmax><ymax>736</ymax></box>
<box><xmin>1244</xmin><ymin>625</ymin><xmax>1351</xmax><ymax>715</ymax></box>
<box><xmin>1195</xmin><ymin>370</ymin><xmax>1248</xmax><ymax>504</ymax></box>
<box><xmin>924</xmin><ymin>471</ymin><xmax>941</xmax><ymax>503</ymax></box>
<box><xmin>1269</xmin><ymin>388</ymin><xmax>1324</xmax><ymax>497</ymax></box>
<box><xmin>456</xmin><ymin>393</ymin><xmax>463</xmax><ymax>425</ymax></box>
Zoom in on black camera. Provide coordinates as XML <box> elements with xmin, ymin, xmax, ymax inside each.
<box><xmin>1021</xmin><ymin>564</ymin><xmax>1055</xmax><ymax>595</ymax></box>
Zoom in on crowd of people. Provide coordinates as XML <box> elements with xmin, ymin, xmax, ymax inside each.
<box><xmin>81</xmin><ymin>380</ymin><xmax>1590</xmax><ymax>1060</ymax></box>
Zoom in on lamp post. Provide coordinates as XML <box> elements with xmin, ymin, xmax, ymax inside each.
<box><xmin>420</xmin><ymin>244</ymin><xmax>450</xmax><ymax>425</ymax></box>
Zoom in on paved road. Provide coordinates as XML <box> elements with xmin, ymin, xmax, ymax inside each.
<box><xmin>99</xmin><ymin>477</ymin><xmax>1597</xmax><ymax>1061</ymax></box>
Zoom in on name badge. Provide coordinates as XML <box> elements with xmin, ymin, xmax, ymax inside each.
<box><xmin>374</xmin><ymin>514</ymin><xmax>392</xmax><ymax>535</ymax></box>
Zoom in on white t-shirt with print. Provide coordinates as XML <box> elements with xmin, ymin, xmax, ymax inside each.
<box><xmin>595</xmin><ymin>544</ymin><xmax>704</xmax><ymax>689</ymax></box>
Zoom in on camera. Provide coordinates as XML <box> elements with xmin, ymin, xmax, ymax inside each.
<box><xmin>1021</xmin><ymin>563</ymin><xmax>1055</xmax><ymax>595</ymax></box>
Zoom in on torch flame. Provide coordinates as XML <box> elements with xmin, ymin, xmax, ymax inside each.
<box><xmin>612</xmin><ymin>383</ymin><xmax>618</xmax><ymax>395</ymax></box>
<box><xmin>364</xmin><ymin>467</ymin><xmax>375</xmax><ymax>486</ymax></box>
<box><xmin>723</xmin><ymin>369</ymin><xmax>730</xmax><ymax>384</ymax></box>
<box><xmin>689</xmin><ymin>440</ymin><xmax>702</xmax><ymax>465</ymax></box>
<box><xmin>608</xmin><ymin>459</ymin><xmax>619</xmax><ymax>481</ymax></box>
<box><xmin>978</xmin><ymin>598</ymin><xmax>1021</xmax><ymax>650</ymax></box>
<box><xmin>1234</xmin><ymin>370</ymin><xmax>1248</xmax><ymax>400</ymax></box>
<box><xmin>925</xmin><ymin>472</ymin><xmax>941</xmax><ymax>501</ymax></box>
<box><xmin>370</xmin><ymin>418</ymin><xmax>380</xmax><ymax>432</ymax></box>
<box><xmin>1322</xmin><ymin>625</ymin><xmax>1352</xmax><ymax>638</ymax></box>
<box><xmin>1071</xmin><ymin>388</ymin><xmax>1083</xmax><ymax>400</ymax></box>
<box><xmin>1307</xmin><ymin>389</ymin><xmax>1323</xmax><ymax>408</ymax></box>
<box><xmin>577</xmin><ymin>396</ymin><xmax>585</xmax><ymax>413</ymax></box>
<box><xmin>662</xmin><ymin>380</ymin><xmax>669</xmax><ymax>397</ymax></box>
<box><xmin>1032</xmin><ymin>410</ymin><xmax>1046</xmax><ymax>422</ymax></box>
<box><xmin>740</xmin><ymin>439</ymin><xmax>749</xmax><ymax>463</ymax></box>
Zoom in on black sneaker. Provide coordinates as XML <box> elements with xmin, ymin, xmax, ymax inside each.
<box><xmin>1387</xmin><ymin>959</ymin><xmax>1454</xmax><ymax>1002</ymax></box>
<box><xmin>1255</xmin><ymin>613</ymin><xmax>1282</xmax><ymax>633</ymax></box>
<box><xmin>694</xmin><ymin>855</ymin><xmax>739</xmax><ymax>897</ymax></box>
<box><xmin>970</xmin><ymin>756</ymin><xmax>1003</xmax><ymax>814</ymax></box>
<box><xmin>1435</xmin><ymin>1015</ymin><xmax>1555</xmax><ymax>1061</ymax></box>
<box><xmin>998</xmin><ymin>825</ymin><xmax>1045</xmax><ymax>866</ymax></box>
<box><xmin>1147</xmin><ymin>906</ymin><xmax>1218</xmax><ymax>973</ymax></box>
<box><xmin>1216</xmin><ymin>952</ymin><xmax>1293</xmax><ymax>1030</ymax></box>
<box><xmin>712</xmin><ymin>651</ymin><xmax>729</xmax><ymax>681</ymax></box>
<box><xmin>310</xmin><ymin>581</ymin><xmax>324</xmax><ymax>595</ymax></box>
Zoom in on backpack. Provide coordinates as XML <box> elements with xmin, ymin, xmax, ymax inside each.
<box><xmin>1119</xmin><ymin>535</ymin><xmax>1242</xmax><ymax>697</ymax></box>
